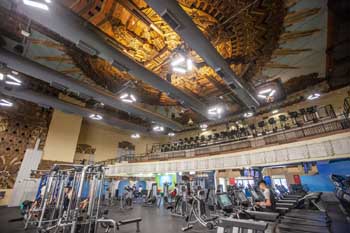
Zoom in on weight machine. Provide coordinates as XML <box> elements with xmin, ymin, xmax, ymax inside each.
<box><xmin>24</xmin><ymin>164</ymin><xmax>141</xmax><ymax>233</ymax></box>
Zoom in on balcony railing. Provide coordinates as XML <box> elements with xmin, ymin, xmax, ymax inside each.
<box><xmin>98</xmin><ymin>117</ymin><xmax>350</xmax><ymax>166</ymax></box>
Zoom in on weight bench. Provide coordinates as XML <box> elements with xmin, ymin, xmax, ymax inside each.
<box><xmin>118</xmin><ymin>218</ymin><xmax>142</xmax><ymax>232</ymax></box>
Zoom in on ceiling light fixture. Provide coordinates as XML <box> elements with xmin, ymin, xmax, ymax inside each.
<box><xmin>89</xmin><ymin>114</ymin><xmax>103</xmax><ymax>120</ymax></box>
<box><xmin>23</xmin><ymin>0</ymin><xmax>49</xmax><ymax>10</ymax></box>
<box><xmin>21</xmin><ymin>30</ymin><xmax>31</xmax><ymax>37</ymax></box>
<box><xmin>272</xmin><ymin>109</ymin><xmax>279</xmax><ymax>114</ymax></box>
<box><xmin>153</xmin><ymin>125</ymin><xmax>164</xmax><ymax>132</ymax></box>
<box><xmin>0</xmin><ymin>73</ymin><xmax>3</xmax><ymax>81</ymax></box>
<box><xmin>257</xmin><ymin>88</ymin><xmax>276</xmax><ymax>102</ymax></box>
<box><xmin>243</xmin><ymin>112</ymin><xmax>253</xmax><ymax>118</ymax></box>
<box><xmin>120</xmin><ymin>93</ymin><xmax>136</xmax><ymax>103</ymax></box>
<box><xmin>168</xmin><ymin>132</ymin><xmax>175</xmax><ymax>137</ymax></box>
<box><xmin>171</xmin><ymin>55</ymin><xmax>185</xmax><ymax>67</ymax></box>
<box><xmin>5</xmin><ymin>74</ymin><xmax>22</xmax><ymax>86</ymax></box>
<box><xmin>131</xmin><ymin>133</ymin><xmax>140</xmax><ymax>139</ymax></box>
<box><xmin>7</xmin><ymin>74</ymin><xmax>22</xmax><ymax>84</ymax></box>
<box><xmin>200</xmin><ymin>123</ymin><xmax>208</xmax><ymax>131</ymax></box>
<box><xmin>172</xmin><ymin>66</ymin><xmax>187</xmax><ymax>74</ymax></box>
<box><xmin>259</xmin><ymin>89</ymin><xmax>272</xmax><ymax>95</ymax></box>
<box><xmin>208</xmin><ymin>106</ymin><xmax>223</xmax><ymax>116</ymax></box>
<box><xmin>0</xmin><ymin>99</ymin><xmax>13</xmax><ymax>107</ymax></box>
<box><xmin>5</xmin><ymin>81</ymin><xmax>21</xmax><ymax>86</ymax></box>
<box><xmin>171</xmin><ymin>53</ymin><xmax>194</xmax><ymax>74</ymax></box>
<box><xmin>186</xmin><ymin>59</ymin><xmax>193</xmax><ymax>71</ymax></box>
<box><xmin>307</xmin><ymin>93</ymin><xmax>320</xmax><ymax>100</ymax></box>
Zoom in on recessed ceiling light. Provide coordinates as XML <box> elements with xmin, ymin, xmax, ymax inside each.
<box><xmin>131</xmin><ymin>133</ymin><xmax>140</xmax><ymax>139</ymax></box>
<box><xmin>168</xmin><ymin>132</ymin><xmax>175</xmax><ymax>137</ymax></box>
<box><xmin>0</xmin><ymin>99</ymin><xmax>13</xmax><ymax>107</ymax></box>
<box><xmin>153</xmin><ymin>125</ymin><xmax>164</xmax><ymax>132</ymax></box>
<box><xmin>23</xmin><ymin>0</ymin><xmax>49</xmax><ymax>10</ymax></box>
<box><xmin>272</xmin><ymin>109</ymin><xmax>279</xmax><ymax>114</ymax></box>
<box><xmin>243</xmin><ymin>112</ymin><xmax>253</xmax><ymax>118</ymax></box>
<box><xmin>307</xmin><ymin>93</ymin><xmax>320</xmax><ymax>100</ymax></box>
<box><xmin>89</xmin><ymin>114</ymin><xmax>103</xmax><ymax>120</ymax></box>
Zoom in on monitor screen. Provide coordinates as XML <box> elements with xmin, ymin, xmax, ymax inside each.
<box><xmin>217</xmin><ymin>193</ymin><xmax>233</xmax><ymax>207</ymax></box>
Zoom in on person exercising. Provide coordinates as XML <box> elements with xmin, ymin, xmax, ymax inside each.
<box><xmin>256</xmin><ymin>180</ymin><xmax>273</xmax><ymax>210</ymax></box>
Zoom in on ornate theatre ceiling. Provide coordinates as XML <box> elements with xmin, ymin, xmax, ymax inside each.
<box><xmin>0</xmin><ymin>0</ymin><xmax>330</xmax><ymax>130</ymax></box>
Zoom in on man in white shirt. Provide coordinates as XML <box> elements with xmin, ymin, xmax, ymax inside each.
<box><xmin>256</xmin><ymin>180</ymin><xmax>272</xmax><ymax>209</ymax></box>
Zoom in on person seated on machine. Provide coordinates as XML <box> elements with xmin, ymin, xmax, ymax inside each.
<box><xmin>255</xmin><ymin>180</ymin><xmax>275</xmax><ymax>211</ymax></box>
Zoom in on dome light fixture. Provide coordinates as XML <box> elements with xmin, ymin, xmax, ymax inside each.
<box><xmin>89</xmin><ymin>114</ymin><xmax>103</xmax><ymax>120</ymax></box>
<box><xmin>307</xmin><ymin>93</ymin><xmax>320</xmax><ymax>100</ymax></box>
<box><xmin>131</xmin><ymin>133</ymin><xmax>140</xmax><ymax>139</ymax></box>
<box><xmin>0</xmin><ymin>99</ymin><xmax>13</xmax><ymax>107</ymax></box>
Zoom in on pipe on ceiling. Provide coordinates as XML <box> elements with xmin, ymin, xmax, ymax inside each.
<box><xmin>0</xmin><ymin>48</ymin><xmax>183</xmax><ymax>130</ymax></box>
<box><xmin>0</xmin><ymin>86</ymin><xmax>149</xmax><ymax>133</ymax></box>
<box><xmin>144</xmin><ymin>0</ymin><xmax>260</xmax><ymax>109</ymax></box>
<box><xmin>15</xmin><ymin>2</ymin><xmax>208</xmax><ymax>118</ymax></box>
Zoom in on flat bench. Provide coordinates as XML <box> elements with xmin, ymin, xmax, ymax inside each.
<box><xmin>118</xmin><ymin>218</ymin><xmax>142</xmax><ymax>232</ymax></box>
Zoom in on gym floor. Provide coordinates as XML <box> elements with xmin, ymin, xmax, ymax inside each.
<box><xmin>0</xmin><ymin>203</ymin><xmax>349</xmax><ymax>233</ymax></box>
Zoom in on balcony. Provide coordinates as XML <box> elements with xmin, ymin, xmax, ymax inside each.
<box><xmin>99</xmin><ymin>116</ymin><xmax>350</xmax><ymax>166</ymax></box>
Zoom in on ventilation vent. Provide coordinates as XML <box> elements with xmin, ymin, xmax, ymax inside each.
<box><xmin>161</xmin><ymin>9</ymin><xmax>181</xmax><ymax>30</ymax></box>
<box><xmin>76</xmin><ymin>40</ymin><xmax>98</xmax><ymax>56</ymax></box>
<box><xmin>111</xmin><ymin>60</ymin><xmax>129</xmax><ymax>72</ymax></box>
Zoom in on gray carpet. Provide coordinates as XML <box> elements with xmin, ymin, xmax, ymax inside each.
<box><xmin>0</xmin><ymin>202</ymin><xmax>349</xmax><ymax>233</ymax></box>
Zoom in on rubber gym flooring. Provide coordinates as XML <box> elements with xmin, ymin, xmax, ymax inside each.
<box><xmin>0</xmin><ymin>203</ymin><xmax>349</xmax><ymax>233</ymax></box>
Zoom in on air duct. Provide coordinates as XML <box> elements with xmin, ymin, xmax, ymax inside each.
<box><xmin>0</xmin><ymin>87</ymin><xmax>149</xmax><ymax>133</ymax></box>
<box><xmin>144</xmin><ymin>0</ymin><xmax>260</xmax><ymax>109</ymax></box>
<box><xmin>15</xmin><ymin>2</ymin><xmax>208</xmax><ymax>117</ymax></box>
<box><xmin>0</xmin><ymin>48</ymin><xmax>183</xmax><ymax>130</ymax></box>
